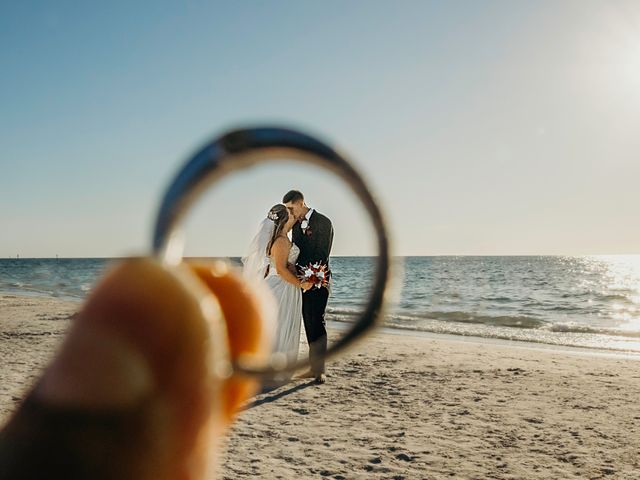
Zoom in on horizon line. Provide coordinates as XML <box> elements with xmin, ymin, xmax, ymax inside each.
<box><xmin>3</xmin><ymin>253</ymin><xmax>640</xmax><ymax>260</ymax></box>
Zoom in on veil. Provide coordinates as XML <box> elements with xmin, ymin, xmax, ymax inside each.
<box><xmin>242</xmin><ymin>217</ymin><xmax>275</xmax><ymax>282</ymax></box>
<box><xmin>239</xmin><ymin>216</ymin><xmax>278</xmax><ymax>365</ymax></box>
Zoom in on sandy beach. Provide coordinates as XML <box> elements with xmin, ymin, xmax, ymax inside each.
<box><xmin>1</xmin><ymin>293</ymin><xmax>639</xmax><ymax>479</ymax></box>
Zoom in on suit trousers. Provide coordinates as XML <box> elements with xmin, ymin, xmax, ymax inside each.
<box><xmin>302</xmin><ymin>286</ymin><xmax>329</xmax><ymax>375</ymax></box>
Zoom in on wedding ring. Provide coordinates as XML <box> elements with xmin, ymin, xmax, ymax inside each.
<box><xmin>152</xmin><ymin>126</ymin><xmax>391</xmax><ymax>378</ymax></box>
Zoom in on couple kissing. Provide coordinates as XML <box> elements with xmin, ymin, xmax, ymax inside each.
<box><xmin>242</xmin><ymin>190</ymin><xmax>333</xmax><ymax>384</ymax></box>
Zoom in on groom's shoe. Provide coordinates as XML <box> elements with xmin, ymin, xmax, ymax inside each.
<box><xmin>314</xmin><ymin>373</ymin><xmax>326</xmax><ymax>385</ymax></box>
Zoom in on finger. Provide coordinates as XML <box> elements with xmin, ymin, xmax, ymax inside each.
<box><xmin>0</xmin><ymin>258</ymin><xmax>229</xmax><ymax>480</ymax></box>
<box><xmin>187</xmin><ymin>261</ymin><xmax>272</xmax><ymax>420</ymax></box>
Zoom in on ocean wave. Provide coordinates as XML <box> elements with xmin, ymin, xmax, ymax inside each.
<box><xmin>328</xmin><ymin>309</ymin><xmax>545</xmax><ymax>329</ymax></box>
<box><xmin>541</xmin><ymin>304</ymin><xmax>582</xmax><ymax>312</ymax></box>
<box><xmin>597</xmin><ymin>293</ymin><xmax>636</xmax><ymax>302</ymax></box>
<box><xmin>544</xmin><ymin>323</ymin><xmax>640</xmax><ymax>338</ymax></box>
<box><xmin>479</xmin><ymin>295</ymin><xmax>514</xmax><ymax>303</ymax></box>
<box><xmin>420</xmin><ymin>311</ymin><xmax>546</xmax><ymax>328</ymax></box>
<box><xmin>326</xmin><ymin>309</ymin><xmax>640</xmax><ymax>339</ymax></box>
<box><xmin>559</xmin><ymin>291</ymin><xmax>594</xmax><ymax>298</ymax></box>
<box><xmin>327</xmin><ymin>313</ymin><xmax>640</xmax><ymax>353</ymax></box>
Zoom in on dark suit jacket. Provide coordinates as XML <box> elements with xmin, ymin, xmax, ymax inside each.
<box><xmin>292</xmin><ymin>210</ymin><xmax>333</xmax><ymax>269</ymax></box>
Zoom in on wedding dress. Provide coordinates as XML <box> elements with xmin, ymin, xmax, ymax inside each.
<box><xmin>265</xmin><ymin>242</ymin><xmax>302</xmax><ymax>363</ymax></box>
<box><xmin>242</xmin><ymin>219</ymin><xmax>302</xmax><ymax>364</ymax></box>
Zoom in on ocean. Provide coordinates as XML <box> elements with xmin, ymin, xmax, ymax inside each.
<box><xmin>1</xmin><ymin>256</ymin><xmax>639</xmax><ymax>352</ymax></box>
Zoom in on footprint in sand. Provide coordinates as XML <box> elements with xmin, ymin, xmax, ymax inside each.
<box><xmin>395</xmin><ymin>453</ymin><xmax>416</xmax><ymax>462</ymax></box>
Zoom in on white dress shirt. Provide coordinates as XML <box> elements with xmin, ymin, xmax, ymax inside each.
<box><xmin>300</xmin><ymin>208</ymin><xmax>314</xmax><ymax>231</ymax></box>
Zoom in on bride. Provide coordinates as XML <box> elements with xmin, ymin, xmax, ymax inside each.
<box><xmin>242</xmin><ymin>204</ymin><xmax>313</xmax><ymax>364</ymax></box>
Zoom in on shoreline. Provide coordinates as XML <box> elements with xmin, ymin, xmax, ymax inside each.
<box><xmin>2</xmin><ymin>290</ymin><xmax>639</xmax><ymax>359</ymax></box>
<box><xmin>357</xmin><ymin>324</ymin><xmax>640</xmax><ymax>361</ymax></box>
<box><xmin>329</xmin><ymin>316</ymin><xmax>640</xmax><ymax>359</ymax></box>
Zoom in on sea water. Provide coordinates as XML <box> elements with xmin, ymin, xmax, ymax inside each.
<box><xmin>1</xmin><ymin>256</ymin><xmax>639</xmax><ymax>352</ymax></box>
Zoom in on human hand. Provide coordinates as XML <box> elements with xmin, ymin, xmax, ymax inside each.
<box><xmin>0</xmin><ymin>258</ymin><xmax>268</xmax><ymax>479</ymax></box>
<box><xmin>301</xmin><ymin>281</ymin><xmax>314</xmax><ymax>292</ymax></box>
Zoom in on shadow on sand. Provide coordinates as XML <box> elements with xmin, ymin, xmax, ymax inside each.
<box><xmin>246</xmin><ymin>380</ymin><xmax>316</xmax><ymax>409</ymax></box>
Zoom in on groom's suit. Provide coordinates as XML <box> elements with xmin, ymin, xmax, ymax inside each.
<box><xmin>292</xmin><ymin>210</ymin><xmax>334</xmax><ymax>375</ymax></box>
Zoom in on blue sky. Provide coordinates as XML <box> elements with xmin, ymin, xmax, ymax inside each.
<box><xmin>2</xmin><ymin>1</ymin><xmax>640</xmax><ymax>257</ymax></box>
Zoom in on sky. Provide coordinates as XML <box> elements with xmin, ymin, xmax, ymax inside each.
<box><xmin>1</xmin><ymin>0</ymin><xmax>640</xmax><ymax>257</ymax></box>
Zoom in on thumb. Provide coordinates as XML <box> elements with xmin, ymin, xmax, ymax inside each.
<box><xmin>0</xmin><ymin>258</ymin><xmax>231</xmax><ymax>480</ymax></box>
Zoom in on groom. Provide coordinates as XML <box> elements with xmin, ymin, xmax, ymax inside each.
<box><xmin>283</xmin><ymin>190</ymin><xmax>333</xmax><ymax>384</ymax></box>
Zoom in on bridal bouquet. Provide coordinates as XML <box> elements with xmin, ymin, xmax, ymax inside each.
<box><xmin>298</xmin><ymin>262</ymin><xmax>329</xmax><ymax>289</ymax></box>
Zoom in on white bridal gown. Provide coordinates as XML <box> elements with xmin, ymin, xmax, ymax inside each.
<box><xmin>265</xmin><ymin>242</ymin><xmax>302</xmax><ymax>363</ymax></box>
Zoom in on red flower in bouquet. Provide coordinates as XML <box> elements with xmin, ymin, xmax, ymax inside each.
<box><xmin>298</xmin><ymin>262</ymin><xmax>329</xmax><ymax>289</ymax></box>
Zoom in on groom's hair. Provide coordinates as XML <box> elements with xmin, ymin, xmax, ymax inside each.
<box><xmin>283</xmin><ymin>190</ymin><xmax>304</xmax><ymax>204</ymax></box>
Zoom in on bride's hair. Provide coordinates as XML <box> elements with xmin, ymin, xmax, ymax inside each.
<box><xmin>266</xmin><ymin>204</ymin><xmax>289</xmax><ymax>256</ymax></box>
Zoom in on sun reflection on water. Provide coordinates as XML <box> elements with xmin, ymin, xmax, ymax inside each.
<box><xmin>589</xmin><ymin>255</ymin><xmax>640</xmax><ymax>332</ymax></box>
